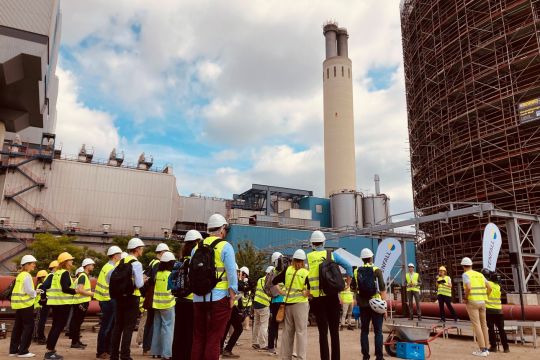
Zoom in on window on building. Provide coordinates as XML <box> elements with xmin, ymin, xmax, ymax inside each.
<box><xmin>334</xmin><ymin>66</ymin><xmax>336</xmax><ymax>77</ymax></box>
<box><xmin>327</xmin><ymin>68</ymin><xmax>329</xmax><ymax>79</ymax></box>
<box><xmin>315</xmin><ymin>205</ymin><xmax>323</xmax><ymax>214</ymax></box>
<box><xmin>342</xmin><ymin>66</ymin><xmax>344</xmax><ymax>77</ymax></box>
<box><xmin>348</xmin><ymin>68</ymin><xmax>351</xmax><ymax>78</ymax></box>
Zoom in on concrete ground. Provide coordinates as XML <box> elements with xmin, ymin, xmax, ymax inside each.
<box><xmin>0</xmin><ymin>321</ymin><xmax>538</xmax><ymax>359</ymax></box>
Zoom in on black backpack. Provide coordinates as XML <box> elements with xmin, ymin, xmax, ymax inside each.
<box><xmin>0</xmin><ymin>279</ymin><xmax>15</xmax><ymax>301</ymax></box>
<box><xmin>319</xmin><ymin>250</ymin><xmax>345</xmax><ymax>295</ymax></box>
<box><xmin>356</xmin><ymin>266</ymin><xmax>377</xmax><ymax>299</ymax></box>
<box><xmin>189</xmin><ymin>238</ymin><xmax>225</xmax><ymax>296</ymax></box>
<box><xmin>169</xmin><ymin>258</ymin><xmax>191</xmax><ymax>298</ymax></box>
<box><xmin>109</xmin><ymin>258</ymin><xmax>137</xmax><ymax>299</ymax></box>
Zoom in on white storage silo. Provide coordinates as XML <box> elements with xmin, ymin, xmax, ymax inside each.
<box><xmin>363</xmin><ymin>195</ymin><xmax>390</xmax><ymax>227</ymax></box>
<box><xmin>330</xmin><ymin>190</ymin><xmax>364</xmax><ymax>228</ymax></box>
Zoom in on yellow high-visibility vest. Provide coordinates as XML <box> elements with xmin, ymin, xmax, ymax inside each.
<box><xmin>406</xmin><ymin>272</ymin><xmax>420</xmax><ymax>292</ymax></box>
<box><xmin>47</xmin><ymin>269</ymin><xmax>74</xmax><ymax>306</ymax></box>
<box><xmin>124</xmin><ymin>255</ymin><xmax>141</xmax><ymax>297</ymax></box>
<box><xmin>34</xmin><ymin>283</ymin><xmax>43</xmax><ymax>309</ymax></box>
<box><xmin>464</xmin><ymin>270</ymin><xmax>488</xmax><ymax>302</ymax></box>
<box><xmin>307</xmin><ymin>250</ymin><xmax>334</xmax><ymax>297</ymax></box>
<box><xmin>194</xmin><ymin>236</ymin><xmax>229</xmax><ymax>291</ymax></box>
<box><xmin>73</xmin><ymin>273</ymin><xmax>92</xmax><ymax>304</ymax></box>
<box><xmin>486</xmin><ymin>281</ymin><xmax>502</xmax><ymax>310</ymax></box>
<box><xmin>284</xmin><ymin>266</ymin><xmax>309</xmax><ymax>304</ymax></box>
<box><xmin>94</xmin><ymin>262</ymin><xmax>115</xmax><ymax>302</ymax></box>
<box><xmin>254</xmin><ymin>277</ymin><xmax>271</xmax><ymax>307</ymax></box>
<box><xmin>153</xmin><ymin>270</ymin><xmax>175</xmax><ymax>309</ymax></box>
<box><xmin>11</xmin><ymin>272</ymin><xmax>34</xmax><ymax>310</ymax></box>
<box><xmin>354</xmin><ymin>264</ymin><xmax>382</xmax><ymax>299</ymax></box>
<box><xmin>340</xmin><ymin>287</ymin><xmax>354</xmax><ymax>304</ymax></box>
<box><xmin>437</xmin><ymin>275</ymin><xmax>452</xmax><ymax>297</ymax></box>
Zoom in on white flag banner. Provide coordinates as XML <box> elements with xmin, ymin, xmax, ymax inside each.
<box><xmin>483</xmin><ymin>222</ymin><xmax>502</xmax><ymax>272</ymax></box>
<box><xmin>374</xmin><ymin>237</ymin><xmax>402</xmax><ymax>282</ymax></box>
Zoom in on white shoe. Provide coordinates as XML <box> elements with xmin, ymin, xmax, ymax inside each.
<box><xmin>472</xmin><ymin>351</ymin><xmax>487</xmax><ymax>357</ymax></box>
<box><xmin>17</xmin><ymin>354</ymin><xmax>35</xmax><ymax>358</ymax></box>
<box><xmin>9</xmin><ymin>354</ymin><xmax>17</xmax><ymax>357</ymax></box>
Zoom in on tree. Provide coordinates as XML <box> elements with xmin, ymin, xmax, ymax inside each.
<box><xmin>235</xmin><ymin>241</ymin><xmax>268</xmax><ymax>284</ymax></box>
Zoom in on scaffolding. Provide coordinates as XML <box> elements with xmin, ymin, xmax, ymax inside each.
<box><xmin>401</xmin><ymin>0</ymin><xmax>540</xmax><ymax>291</ymax></box>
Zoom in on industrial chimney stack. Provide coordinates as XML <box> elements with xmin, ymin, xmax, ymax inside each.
<box><xmin>322</xmin><ymin>22</ymin><xmax>356</xmax><ymax>197</ymax></box>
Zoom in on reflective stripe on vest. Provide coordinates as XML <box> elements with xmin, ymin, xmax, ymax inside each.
<box><xmin>437</xmin><ymin>275</ymin><xmax>452</xmax><ymax>297</ymax></box>
<box><xmin>284</xmin><ymin>266</ymin><xmax>309</xmax><ymax>304</ymax></box>
<box><xmin>354</xmin><ymin>264</ymin><xmax>382</xmax><ymax>299</ymax></box>
<box><xmin>47</xmin><ymin>269</ymin><xmax>74</xmax><ymax>305</ymax></box>
<box><xmin>94</xmin><ymin>262</ymin><xmax>115</xmax><ymax>302</ymax></box>
<box><xmin>254</xmin><ymin>277</ymin><xmax>271</xmax><ymax>307</ymax></box>
<box><xmin>307</xmin><ymin>250</ymin><xmax>334</xmax><ymax>298</ymax></box>
<box><xmin>406</xmin><ymin>272</ymin><xmax>420</xmax><ymax>292</ymax></box>
<box><xmin>153</xmin><ymin>270</ymin><xmax>175</xmax><ymax>309</ymax></box>
<box><xmin>124</xmin><ymin>255</ymin><xmax>141</xmax><ymax>297</ymax></box>
<box><xmin>11</xmin><ymin>272</ymin><xmax>34</xmax><ymax>310</ymax></box>
<box><xmin>464</xmin><ymin>270</ymin><xmax>488</xmax><ymax>302</ymax></box>
<box><xmin>486</xmin><ymin>281</ymin><xmax>502</xmax><ymax>310</ymax></box>
<box><xmin>340</xmin><ymin>288</ymin><xmax>354</xmax><ymax>304</ymax></box>
<box><xmin>73</xmin><ymin>273</ymin><xmax>92</xmax><ymax>304</ymax></box>
<box><xmin>195</xmin><ymin>236</ymin><xmax>229</xmax><ymax>291</ymax></box>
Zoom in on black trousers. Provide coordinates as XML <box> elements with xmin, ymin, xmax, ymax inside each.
<box><xmin>143</xmin><ymin>308</ymin><xmax>154</xmax><ymax>352</ymax></box>
<box><xmin>36</xmin><ymin>305</ymin><xmax>49</xmax><ymax>340</ymax></box>
<box><xmin>311</xmin><ymin>295</ymin><xmax>341</xmax><ymax>360</ymax></box>
<box><xmin>267</xmin><ymin>302</ymin><xmax>281</xmax><ymax>350</ymax></box>
<box><xmin>110</xmin><ymin>295</ymin><xmax>140</xmax><ymax>360</ymax></box>
<box><xmin>221</xmin><ymin>305</ymin><xmax>244</xmax><ymax>352</ymax></box>
<box><xmin>10</xmin><ymin>306</ymin><xmax>34</xmax><ymax>355</ymax></box>
<box><xmin>437</xmin><ymin>295</ymin><xmax>458</xmax><ymax>321</ymax></box>
<box><xmin>172</xmin><ymin>300</ymin><xmax>194</xmax><ymax>360</ymax></box>
<box><xmin>487</xmin><ymin>312</ymin><xmax>509</xmax><ymax>350</ymax></box>
<box><xmin>69</xmin><ymin>302</ymin><xmax>89</xmax><ymax>345</ymax></box>
<box><xmin>46</xmin><ymin>305</ymin><xmax>71</xmax><ymax>351</ymax></box>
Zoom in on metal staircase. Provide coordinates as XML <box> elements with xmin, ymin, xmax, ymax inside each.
<box><xmin>0</xmin><ymin>226</ymin><xmax>31</xmax><ymax>270</ymax></box>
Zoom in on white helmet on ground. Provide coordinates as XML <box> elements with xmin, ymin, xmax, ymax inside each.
<box><xmin>75</xmin><ymin>267</ymin><xmax>84</xmax><ymax>276</ymax></box>
<box><xmin>369</xmin><ymin>298</ymin><xmax>387</xmax><ymax>314</ymax></box>
<box><xmin>120</xmin><ymin>252</ymin><xmax>128</xmax><ymax>259</ymax></box>
<box><xmin>20</xmin><ymin>255</ymin><xmax>37</xmax><ymax>266</ymax></box>
<box><xmin>185</xmin><ymin>230</ymin><xmax>203</xmax><ymax>242</ymax></box>
<box><xmin>266</xmin><ymin>266</ymin><xmax>275</xmax><ymax>274</ymax></box>
<box><xmin>240</xmin><ymin>266</ymin><xmax>249</xmax><ymax>276</ymax></box>
<box><xmin>361</xmin><ymin>248</ymin><xmax>374</xmax><ymax>259</ymax></box>
<box><xmin>461</xmin><ymin>257</ymin><xmax>473</xmax><ymax>266</ymax></box>
<box><xmin>107</xmin><ymin>246</ymin><xmax>122</xmax><ymax>256</ymax></box>
<box><xmin>207</xmin><ymin>214</ymin><xmax>228</xmax><ymax>230</ymax></box>
<box><xmin>127</xmin><ymin>237</ymin><xmax>145</xmax><ymax>250</ymax></box>
<box><xmin>160</xmin><ymin>251</ymin><xmax>175</xmax><ymax>263</ymax></box>
<box><xmin>271</xmin><ymin>252</ymin><xmax>282</xmax><ymax>264</ymax></box>
<box><xmin>156</xmin><ymin>243</ymin><xmax>170</xmax><ymax>252</ymax></box>
<box><xmin>310</xmin><ymin>230</ymin><xmax>326</xmax><ymax>244</ymax></box>
<box><xmin>81</xmin><ymin>258</ymin><xmax>95</xmax><ymax>267</ymax></box>
<box><xmin>293</xmin><ymin>249</ymin><xmax>307</xmax><ymax>260</ymax></box>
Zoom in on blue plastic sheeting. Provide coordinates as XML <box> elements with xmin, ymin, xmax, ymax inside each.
<box><xmin>299</xmin><ymin>196</ymin><xmax>331</xmax><ymax>228</ymax></box>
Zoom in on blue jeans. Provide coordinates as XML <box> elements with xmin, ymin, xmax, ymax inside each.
<box><xmin>97</xmin><ymin>300</ymin><xmax>116</xmax><ymax>356</ymax></box>
<box><xmin>360</xmin><ymin>306</ymin><xmax>384</xmax><ymax>360</ymax></box>
<box><xmin>151</xmin><ymin>307</ymin><xmax>175</xmax><ymax>358</ymax></box>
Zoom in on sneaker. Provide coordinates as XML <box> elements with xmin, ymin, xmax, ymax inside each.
<box><xmin>347</xmin><ymin>325</ymin><xmax>354</xmax><ymax>330</ymax></box>
<box><xmin>221</xmin><ymin>350</ymin><xmax>240</xmax><ymax>358</ymax></box>
<box><xmin>17</xmin><ymin>354</ymin><xmax>35</xmax><ymax>358</ymax></box>
<box><xmin>503</xmin><ymin>348</ymin><xmax>510</xmax><ymax>353</ymax></box>
<box><xmin>71</xmin><ymin>343</ymin><xmax>85</xmax><ymax>349</ymax></box>
<box><xmin>252</xmin><ymin>344</ymin><xmax>260</xmax><ymax>350</ymax></box>
<box><xmin>9</xmin><ymin>354</ymin><xmax>17</xmax><ymax>357</ymax></box>
<box><xmin>78</xmin><ymin>342</ymin><xmax>87</xmax><ymax>347</ymax></box>
<box><xmin>44</xmin><ymin>352</ymin><xmax>64</xmax><ymax>360</ymax></box>
<box><xmin>95</xmin><ymin>353</ymin><xmax>109</xmax><ymax>359</ymax></box>
<box><xmin>488</xmin><ymin>347</ymin><xmax>497</xmax><ymax>353</ymax></box>
<box><xmin>472</xmin><ymin>351</ymin><xmax>487</xmax><ymax>357</ymax></box>
<box><xmin>266</xmin><ymin>348</ymin><xmax>277</xmax><ymax>355</ymax></box>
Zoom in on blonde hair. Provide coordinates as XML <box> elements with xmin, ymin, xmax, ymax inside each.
<box><xmin>58</xmin><ymin>260</ymin><xmax>72</xmax><ymax>270</ymax></box>
<box><xmin>293</xmin><ymin>259</ymin><xmax>305</xmax><ymax>270</ymax></box>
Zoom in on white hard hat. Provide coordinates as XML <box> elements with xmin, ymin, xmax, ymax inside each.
<box><xmin>82</xmin><ymin>258</ymin><xmax>95</xmax><ymax>267</ymax></box>
<box><xmin>240</xmin><ymin>266</ymin><xmax>249</xmax><ymax>276</ymax></box>
<box><xmin>266</xmin><ymin>266</ymin><xmax>275</xmax><ymax>274</ymax></box>
<box><xmin>107</xmin><ymin>246</ymin><xmax>122</xmax><ymax>256</ymax></box>
<box><xmin>20</xmin><ymin>255</ymin><xmax>37</xmax><ymax>266</ymax></box>
<box><xmin>160</xmin><ymin>251</ymin><xmax>175</xmax><ymax>263</ymax></box>
<box><xmin>127</xmin><ymin>237</ymin><xmax>145</xmax><ymax>250</ymax></box>
<box><xmin>408</xmin><ymin>263</ymin><xmax>415</xmax><ymax>268</ymax></box>
<box><xmin>185</xmin><ymin>230</ymin><xmax>203</xmax><ymax>242</ymax></box>
<box><xmin>361</xmin><ymin>248</ymin><xmax>374</xmax><ymax>258</ymax></box>
<box><xmin>310</xmin><ymin>230</ymin><xmax>326</xmax><ymax>244</ymax></box>
<box><xmin>293</xmin><ymin>249</ymin><xmax>307</xmax><ymax>260</ymax></box>
<box><xmin>75</xmin><ymin>267</ymin><xmax>84</xmax><ymax>275</ymax></box>
<box><xmin>271</xmin><ymin>252</ymin><xmax>282</xmax><ymax>264</ymax></box>
<box><xmin>120</xmin><ymin>252</ymin><xmax>128</xmax><ymax>259</ymax></box>
<box><xmin>369</xmin><ymin>298</ymin><xmax>387</xmax><ymax>314</ymax></box>
<box><xmin>461</xmin><ymin>257</ymin><xmax>473</xmax><ymax>266</ymax></box>
<box><xmin>156</xmin><ymin>243</ymin><xmax>170</xmax><ymax>252</ymax></box>
<box><xmin>207</xmin><ymin>213</ymin><xmax>228</xmax><ymax>230</ymax></box>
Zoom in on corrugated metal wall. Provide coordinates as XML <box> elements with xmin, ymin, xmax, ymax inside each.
<box><xmin>299</xmin><ymin>196</ymin><xmax>331</xmax><ymax>228</ymax></box>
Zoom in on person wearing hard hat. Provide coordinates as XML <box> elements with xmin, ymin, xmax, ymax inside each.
<box><xmin>339</xmin><ymin>276</ymin><xmax>355</xmax><ymax>331</ymax></box>
<box><xmin>44</xmin><ymin>252</ymin><xmax>79</xmax><ymax>360</ymax></box>
<box><xmin>356</xmin><ymin>248</ymin><xmax>386</xmax><ymax>360</ymax></box>
<box><xmin>95</xmin><ymin>245</ymin><xmax>122</xmax><ymax>359</ymax></box>
<box><xmin>220</xmin><ymin>266</ymin><xmax>248</xmax><ymax>357</ymax></box>
<box><xmin>191</xmin><ymin>214</ymin><xmax>238</xmax><ymax>360</ymax></box>
<box><xmin>172</xmin><ymin>229</ymin><xmax>203</xmax><ymax>360</ymax></box>
<box><xmin>69</xmin><ymin>259</ymin><xmax>95</xmax><ymax>349</ymax></box>
<box><xmin>461</xmin><ymin>257</ymin><xmax>492</xmax><ymax>357</ymax></box>
<box><xmin>266</xmin><ymin>252</ymin><xmax>285</xmax><ymax>355</ymax></box>
<box><xmin>35</xmin><ymin>261</ymin><xmax>58</xmax><ymax>345</ymax></box>
<box><xmin>306</xmin><ymin>230</ymin><xmax>352</xmax><ymax>360</ymax></box>
<box><xmin>9</xmin><ymin>255</ymin><xmax>38</xmax><ymax>358</ymax></box>
<box><xmin>150</xmin><ymin>251</ymin><xmax>176</xmax><ymax>359</ymax></box>
<box><xmin>251</xmin><ymin>265</ymin><xmax>273</xmax><ymax>351</ymax></box>
<box><xmin>436</xmin><ymin>266</ymin><xmax>458</xmax><ymax>323</ymax></box>
<box><xmin>240</xmin><ymin>266</ymin><xmax>252</xmax><ymax>331</ymax></box>
<box><xmin>406</xmin><ymin>263</ymin><xmax>422</xmax><ymax>321</ymax></box>
<box><xmin>34</xmin><ymin>269</ymin><xmax>48</xmax><ymax>344</ymax></box>
<box><xmin>271</xmin><ymin>249</ymin><xmax>310</xmax><ymax>360</ymax></box>
<box><xmin>142</xmin><ymin>242</ymin><xmax>170</xmax><ymax>356</ymax></box>
<box><xmin>482</xmin><ymin>269</ymin><xmax>509</xmax><ymax>353</ymax></box>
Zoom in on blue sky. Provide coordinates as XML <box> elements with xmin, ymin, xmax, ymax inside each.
<box><xmin>54</xmin><ymin>0</ymin><xmax>413</xmax><ymax>216</ymax></box>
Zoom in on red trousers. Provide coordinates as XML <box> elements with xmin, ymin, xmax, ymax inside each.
<box><xmin>191</xmin><ymin>297</ymin><xmax>232</xmax><ymax>360</ymax></box>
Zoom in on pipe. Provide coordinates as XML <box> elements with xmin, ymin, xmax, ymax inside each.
<box><xmin>323</xmin><ymin>23</ymin><xmax>338</xmax><ymax>59</ymax></box>
<box><xmin>374</xmin><ymin>174</ymin><xmax>381</xmax><ymax>195</ymax></box>
<box><xmin>337</xmin><ymin>28</ymin><xmax>349</xmax><ymax>58</ymax></box>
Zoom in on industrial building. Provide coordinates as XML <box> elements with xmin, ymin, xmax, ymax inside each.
<box><xmin>401</xmin><ymin>0</ymin><xmax>540</xmax><ymax>292</ymax></box>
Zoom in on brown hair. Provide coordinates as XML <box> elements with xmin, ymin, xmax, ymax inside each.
<box><xmin>293</xmin><ymin>259</ymin><xmax>305</xmax><ymax>270</ymax></box>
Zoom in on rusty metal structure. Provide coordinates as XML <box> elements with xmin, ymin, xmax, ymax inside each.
<box><xmin>401</xmin><ymin>0</ymin><xmax>540</xmax><ymax>292</ymax></box>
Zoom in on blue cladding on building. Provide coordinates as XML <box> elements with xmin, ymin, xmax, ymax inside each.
<box><xmin>299</xmin><ymin>196</ymin><xmax>331</xmax><ymax>228</ymax></box>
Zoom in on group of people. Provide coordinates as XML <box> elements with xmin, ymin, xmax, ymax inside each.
<box><xmin>8</xmin><ymin>212</ymin><xmax>510</xmax><ymax>360</ymax></box>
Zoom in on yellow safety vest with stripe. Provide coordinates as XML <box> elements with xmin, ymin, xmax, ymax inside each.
<box><xmin>464</xmin><ymin>270</ymin><xmax>488</xmax><ymax>302</ymax></box>
<box><xmin>94</xmin><ymin>262</ymin><xmax>115</xmax><ymax>301</ymax></box>
<box><xmin>437</xmin><ymin>275</ymin><xmax>452</xmax><ymax>297</ymax></box>
<box><xmin>150</xmin><ymin>259</ymin><xmax>159</xmax><ymax>267</ymax></box>
<box><xmin>406</xmin><ymin>272</ymin><xmax>420</xmax><ymax>292</ymax></box>
<box><xmin>284</xmin><ymin>266</ymin><xmax>309</xmax><ymax>304</ymax></box>
<box><xmin>354</xmin><ymin>264</ymin><xmax>382</xmax><ymax>299</ymax></box>
<box><xmin>486</xmin><ymin>281</ymin><xmax>502</xmax><ymax>310</ymax></box>
<box><xmin>153</xmin><ymin>270</ymin><xmax>175</xmax><ymax>309</ymax></box>
<box><xmin>242</xmin><ymin>293</ymin><xmax>252</xmax><ymax>308</ymax></box>
<box><xmin>124</xmin><ymin>255</ymin><xmax>141</xmax><ymax>297</ymax></box>
<box><xmin>195</xmin><ymin>236</ymin><xmax>229</xmax><ymax>291</ymax></box>
<box><xmin>73</xmin><ymin>273</ymin><xmax>92</xmax><ymax>304</ymax></box>
<box><xmin>254</xmin><ymin>277</ymin><xmax>271</xmax><ymax>307</ymax></box>
<box><xmin>307</xmin><ymin>250</ymin><xmax>334</xmax><ymax>297</ymax></box>
<box><xmin>340</xmin><ymin>287</ymin><xmax>354</xmax><ymax>304</ymax></box>
<box><xmin>47</xmin><ymin>269</ymin><xmax>74</xmax><ymax>305</ymax></box>
<box><xmin>11</xmin><ymin>272</ymin><xmax>35</xmax><ymax>310</ymax></box>
<box><xmin>34</xmin><ymin>283</ymin><xmax>43</xmax><ymax>309</ymax></box>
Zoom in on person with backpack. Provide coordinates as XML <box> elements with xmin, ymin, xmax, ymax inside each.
<box><xmin>150</xmin><ymin>251</ymin><xmax>176</xmax><ymax>360</ymax></box>
<box><xmin>35</xmin><ymin>261</ymin><xmax>58</xmax><ymax>345</ymax></box>
<box><xmin>94</xmin><ymin>245</ymin><xmax>122</xmax><ymax>359</ymax></box>
<box><xmin>252</xmin><ymin>266</ymin><xmax>273</xmax><ymax>350</ymax></box>
<box><xmin>33</xmin><ymin>270</ymin><xmax>47</xmax><ymax>342</ymax></box>
<box><xmin>9</xmin><ymin>255</ymin><xmax>39</xmax><ymax>358</ymax></box>
<box><xmin>306</xmin><ymin>230</ymin><xmax>352</xmax><ymax>360</ymax></box>
<box><xmin>171</xmin><ymin>229</ymin><xmax>202</xmax><ymax>360</ymax></box>
<box><xmin>190</xmin><ymin>214</ymin><xmax>238</xmax><ymax>360</ymax></box>
<box><xmin>356</xmin><ymin>248</ymin><xmax>387</xmax><ymax>360</ymax></box>
<box><xmin>265</xmin><ymin>252</ymin><xmax>285</xmax><ymax>355</ymax></box>
<box><xmin>69</xmin><ymin>258</ymin><xmax>95</xmax><ymax>349</ymax></box>
<box><xmin>220</xmin><ymin>266</ymin><xmax>248</xmax><ymax>358</ymax></box>
<box><xmin>110</xmin><ymin>237</ymin><xmax>146</xmax><ymax>360</ymax></box>
<box><xmin>405</xmin><ymin>263</ymin><xmax>422</xmax><ymax>320</ymax></box>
